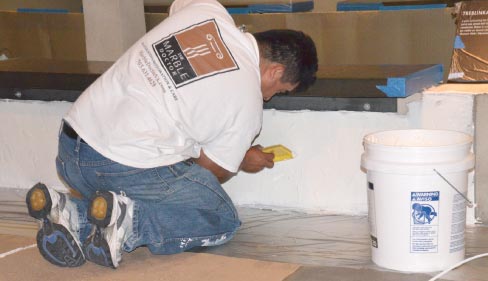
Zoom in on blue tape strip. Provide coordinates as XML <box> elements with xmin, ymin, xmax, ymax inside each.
<box><xmin>376</xmin><ymin>64</ymin><xmax>443</xmax><ymax>98</ymax></box>
<box><xmin>17</xmin><ymin>8</ymin><xmax>69</xmax><ymax>14</ymax></box>
<box><xmin>227</xmin><ymin>7</ymin><xmax>251</xmax><ymax>14</ymax></box>
<box><xmin>249</xmin><ymin>1</ymin><xmax>314</xmax><ymax>13</ymax></box>
<box><xmin>337</xmin><ymin>2</ymin><xmax>446</xmax><ymax>11</ymax></box>
<box><xmin>454</xmin><ymin>35</ymin><xmax>466</xmax><ymax>49</ymax></box>
<box><xmin>377</xmin><ymin>78</ymin><xmax>405</xmax><ymax>98</ymax></box>
<box><xmin>379</xmin><ymin>4</ymin><xmax>446</xmax><ymax>11</ymax></box>
<box><xmin>337</xmin><ymin>3</ymin><xmax>382</xmax><ymax>11</ymax></box>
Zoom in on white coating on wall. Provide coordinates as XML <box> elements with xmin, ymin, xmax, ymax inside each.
<box><xmin>0</xmin><ymin>100</ymin><xmax>71</xmax><ymax>191</ymax></box>
<box><xmin>0</xmin><ymin>89</ymin><xmax>478</xmax><ymax>221</ymax></box>
<box><xmin>223</xmin><ymin>92</ymin><xmax>477</xmax><ymax>219</ymax></box>
<box><xmin>420</xmin><ymin>91</ymin><xmax>476</xmax><ymax>224</ymax></box>
<box><xmin>224</xmin><ymin>109</ymin><xmax>412</xmax><ymax>215</ymax></box>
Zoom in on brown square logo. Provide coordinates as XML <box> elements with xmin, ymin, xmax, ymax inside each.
<box><xmin>153</xmin><ymin>19</ymin><xmax>239</xmax><ymax>87</ymax></box>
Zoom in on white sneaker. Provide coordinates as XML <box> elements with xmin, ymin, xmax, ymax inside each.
<box><xmin>83</xmin><ymin>191</ymin><xmax>133</xmax><ymax>268</ymax></box>
<box><xmin>26</xmin><ymin>183</ymin><xmax>85</xmax><ymax>267</ymax></box>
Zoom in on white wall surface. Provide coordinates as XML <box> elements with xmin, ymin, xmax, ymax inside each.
<box><xmin>0</xmin><ymin>88</ymin><xmax>479</xmax><ymax>220</ymax></box>
<box><xmin>224</xmin><ymin>90</ymin><xmax>480</xmax><ymax>222</ymax></box>
<box><xmin>420</xmin><ymin>90</ymin><xmax>477</xmax><ymax>224</ymax></box>
<box><xmin>223</xmin><ymin>109</ymin><xmax>412</xmax><ymax>215</ymax></box>
<box><xmin>0</xmin><ymin>100</ymin><xmax>71</xmax><ymax>190</ymax></box>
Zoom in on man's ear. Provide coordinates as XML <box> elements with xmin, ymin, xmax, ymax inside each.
<box><xmin>269</xmin><ymin>62</ymin><xmax>285</xmax><ymax>82</ymax></box>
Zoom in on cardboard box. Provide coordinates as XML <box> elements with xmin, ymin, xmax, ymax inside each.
<box><xmin>449</xmin><ymin>0</ymin><xmax>488</xmax><ymax>82</ymax></box>
<box><xmin>0</xmin><ymin>11</ymin><xmax>86</xmax><ymax>60</ymax></box>
<box><xmin>0</xmin><ymin>0</ymin><xmax>82</xmax><ymax>12</ymax></box>
<box><xmin>233</xmin><ymin>9</ymin><xmax>456</xmax><ymax>81</ymax></box>
<box><xmin>147</xmin><ymin>9</ymin><xmax>456</xmax><ymax>81</ymax></box>
<box><xmin>1</xmin><ymin>8</ymin><xmax>456</xmax><ymax>83</ymax></box>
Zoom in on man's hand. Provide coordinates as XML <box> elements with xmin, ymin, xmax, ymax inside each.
<box><xmin>193</xmin><ymin>146</ymin><xmax>274</xmax><ymax>184</ymax></box>
<box><xmin>240</xmin><ymin>145</ymin><xmax>275</xmax><ymax>173</ymax></box>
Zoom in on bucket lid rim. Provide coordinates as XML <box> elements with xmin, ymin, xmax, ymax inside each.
<box><xmin>363</xmin><ymin>129</ymin><xmax>473</xmax><ymax>148</ymax></box>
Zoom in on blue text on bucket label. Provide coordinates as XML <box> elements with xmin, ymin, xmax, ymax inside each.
<box><xmin>410</xmin><ymin>191</ymin><xmax>440</xmax><ymax>253</ymax></box>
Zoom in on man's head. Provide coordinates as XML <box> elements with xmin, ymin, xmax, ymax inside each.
<box><xmin>254</xmin><ymin>29</ymin><xmax>318</xmax><ymax>101</ymax></box>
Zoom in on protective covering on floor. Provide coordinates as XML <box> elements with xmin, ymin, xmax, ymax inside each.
<box><xmin>1</xmin><ymin>188</ymin><xmax>488</xmax><ymax>281</ymax></box>
<box><xmin>196</xmin><ymin>208</ymin><xmax>371</xmax><ymax>267</ymax></box>
<box><xmin>195</xmin><ymin>207</ymin><xmax>488</xmax><ymax>280</ymax></box>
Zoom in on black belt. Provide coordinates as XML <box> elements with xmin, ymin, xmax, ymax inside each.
<box><xmin>62</xmin><ymin>123</ymin><xmax>86</xmax><ymax>143</ymax></box>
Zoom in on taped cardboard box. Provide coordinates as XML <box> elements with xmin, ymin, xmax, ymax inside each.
<box><xmin>147</xmin><ymin>9</ymin><xmax>456</xmax><ymax>81</ymax></box>
<box><xmin>0</xmin><ymin>11</ymin><xmax>86</xmax><ymax>60</ymax></box>
<box><xmin>2</xmin><ymin>8</ymin><xmax>456</xmax><ymax>81</ymax></box>
<box><xmin>238</xmin><ymin>9</ymin><xmax>455</xmax><ymax>81</ymax></box>
<box><xmin>0</xmin><ymin>0</ymin><xmax>82</xmax><ymax>12</ymax></box>
<box><xmin>449</xmin><ymin>0</ymin><xmax>488</xmax><ymax>82</ymax></box>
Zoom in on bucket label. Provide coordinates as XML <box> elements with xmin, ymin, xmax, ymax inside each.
<box><xmin>450</xmin><ymin>193</ymin><xmax>466</xmax><ymax>253</ymax></box>
<box><xmin>410</xmin><ymin>191</ymin><xmax>439</xmax><ymax>253</ymax></box>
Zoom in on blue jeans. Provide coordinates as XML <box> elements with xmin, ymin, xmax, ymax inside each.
<box><xmin>56</xmin><ymin>125</ymin><xmax>241</xmax><ymax>255</ymax></box>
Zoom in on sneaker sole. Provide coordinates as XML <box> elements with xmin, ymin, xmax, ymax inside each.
<box><xmin>84</xmin><ymin>192</ymin><xmax>115</xmax><ymax>268</ymax></box>
<box><xmin>36</xmin><ymin>222</ymin><xmax>86</xmax><ymax>267</ymax></box>
<box><xmin>26</xmin><ymin>183</ymin><xmax>85</xmax><ymax>267</ymax></box>
<box><xmin>83</xmin><ymin>229</ymin><xmax>115</xmax><ymax>268</ymax></box>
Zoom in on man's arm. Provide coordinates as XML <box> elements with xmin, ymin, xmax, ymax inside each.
<box><xmin>193</xmin><ymin>146</ymin><xmax>274</xmax><ymax>184</ymax></box>
<box><xmin>193</xmin><ymin>149</ymin><xmax>235</xmax><ymax>184</ymax></box>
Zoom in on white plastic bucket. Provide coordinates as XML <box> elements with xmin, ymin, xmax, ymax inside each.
<box><xmin>361</xmin><ymin>129</ymin><xmax>474</xmax><ymax>272</ymax></box>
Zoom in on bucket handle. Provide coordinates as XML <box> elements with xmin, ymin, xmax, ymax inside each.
<box><xmin>433</xmin><ymin>169</ymin><xmax>474</xmax><ymax>208</ymax></box>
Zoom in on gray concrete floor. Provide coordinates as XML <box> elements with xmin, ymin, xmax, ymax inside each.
<box><xmin>1</xmin><ymin>188</ymin><xmax>488</xmax><ymax>280</ymax></box>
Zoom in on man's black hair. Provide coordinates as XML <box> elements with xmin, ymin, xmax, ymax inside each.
<box><xmin>254</xmin><ymin>29</ymin><xmax>318</xmax><ymax>93</ymax></box>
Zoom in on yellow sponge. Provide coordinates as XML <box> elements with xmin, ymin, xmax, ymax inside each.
<box><xmin>262</xmin><ymin>144</ymin><xmax>294</xmax><ymax>162</ymax></box>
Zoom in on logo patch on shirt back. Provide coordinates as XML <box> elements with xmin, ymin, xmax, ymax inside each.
<box><xmin>152</xmin><ymin>19</ymin><xmax>239</xmax><ymax>88</ymax></box>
